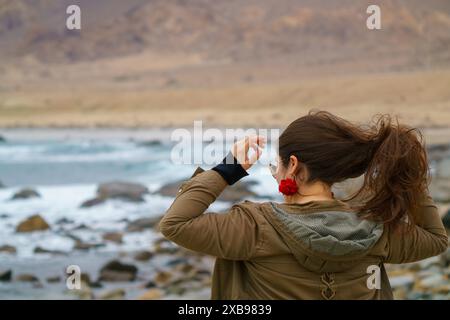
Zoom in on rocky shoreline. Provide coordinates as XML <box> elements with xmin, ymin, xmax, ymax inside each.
<box><xmin>0</xmin><ymin>176</ymin><xmax>266</xmax><ymax>300</ymax></box>
<box><xmin>0</xmin><ymin>138</ymin><xmax>449</xmax><ymax>300</ymax></box>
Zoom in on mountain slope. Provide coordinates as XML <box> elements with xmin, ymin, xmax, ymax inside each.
<box><xmin>0</xmin><ymin>0</ymin><xmax>449</xmax><ymax>69</ymax></box>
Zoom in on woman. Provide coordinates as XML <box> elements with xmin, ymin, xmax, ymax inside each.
<box><xmin>159</xmin><ymin>111</ymin><xmax>448</xmax><ymax>299</ymax></box>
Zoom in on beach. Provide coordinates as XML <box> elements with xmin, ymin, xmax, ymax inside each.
<box><xmin>0</xmin><ymin>128</ymin><xmax>449</xmax><ymax>299</ymax></box>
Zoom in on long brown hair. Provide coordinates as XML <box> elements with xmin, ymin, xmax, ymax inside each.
<box><xmin>278</xmin><ymin>110</ymin><xmax>430</xmax><ymax>228</ymax></box>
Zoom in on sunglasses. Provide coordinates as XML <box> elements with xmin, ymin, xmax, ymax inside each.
<box><xmin>269</xmin><ymin>160</ymin><xmax>278</xmax><ymax>177</ymax></box>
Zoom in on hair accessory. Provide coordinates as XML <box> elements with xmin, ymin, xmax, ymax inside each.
<box><xmin>278</xmin><ymin>178</ymin><xmax>298</xmax><ymax>196</ymax></box>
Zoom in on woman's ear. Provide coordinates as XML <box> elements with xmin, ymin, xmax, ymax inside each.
<box><xmin>288</xmin><ymin>155</ymin><xmax>299</xmax><ymax>177</ymax></box>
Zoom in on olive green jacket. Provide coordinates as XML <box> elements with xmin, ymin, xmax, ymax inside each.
<box><xmin>159</xmin><ymin>168</ymin><xmax>448</xmax><ymax>300</ymax></box>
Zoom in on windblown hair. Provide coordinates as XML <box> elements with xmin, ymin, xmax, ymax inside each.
<box><xmin>278</xmin><ymin>110</ymin><xmax>430</xmax><ymax>228</ymax></box>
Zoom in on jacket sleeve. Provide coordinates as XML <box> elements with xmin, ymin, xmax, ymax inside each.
<box><xmin>385</xmin><ymin>193</ymin><xmax>448</xmax><ymax>263</ymax></box>
<box><xmin>158</xmin><ymin>168</ymin><xmax>265</xmax><ymax>260</ymax></box>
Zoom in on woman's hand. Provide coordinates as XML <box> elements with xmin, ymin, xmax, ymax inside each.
<box><xmin>231</xmin><ymin>135</ymin><xmax>266</xmax><ymax>171</ymax></box>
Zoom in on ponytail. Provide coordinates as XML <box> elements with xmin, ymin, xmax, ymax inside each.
<box><xmin>353</xmin><ymin>115</ymin><xmax>430</xmax><ymax>228</ymax></box>
<box><xmin>279</xmin><ymin>111</ymin><xmax>430</xmax><ymax>229</ymax></box>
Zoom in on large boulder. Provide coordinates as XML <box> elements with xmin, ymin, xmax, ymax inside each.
<box><xmin>81</xmin><ymin>181</ymin><xmax>149</xmax><ymax>207</ymax></box>
<box><xmin>97</xmin><ymin>181</ymin><xmax>149</xmax><ymax>201</ymax></box>
<box><xmin>102</xmin><ymin>232</ymin><xmax>123</xmax><ymax>244</ymax></box>
<box><xmin>10</xmin><ymin>188</ymin><xmax>41</xmax><ymax>200</ymax></box>
<box><xmin>126</xmin><ymin>216</ymin><xmax>163</xmax><ymax>232</ymax></box>
<box><xmin>156</xmin><ymin>178</ymin><xmax>260</xmax><ymax>202</ymax></box>
<box><xmin>16</xmin><ymin>214</ymin><xmax>50</xmax><ymax>233</ymax></box>
<box><xmin>98</xmin><ymin>260</ymin><xmax>138</xmax><ymax>282</ymax></box>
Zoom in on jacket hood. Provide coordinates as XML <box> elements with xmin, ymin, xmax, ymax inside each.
<box><xmin>265</xmin><ymin>201</ymin><xmax>384</xmax><ymax>273</ymax></box>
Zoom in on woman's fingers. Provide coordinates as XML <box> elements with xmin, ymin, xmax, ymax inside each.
<box><xmin>248</xmin><ymin>144</ymin><xmax>263</xmax><ymax>165</ymax></box>
<box><xmin>231</xmin><ymin>135</ymin><xmax>266</xmax><ymax>170</ymax></box>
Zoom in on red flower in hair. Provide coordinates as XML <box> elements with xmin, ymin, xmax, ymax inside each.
<box><xmin>278</xmin><ymin>178</ymin><xmax>298</xmax><ymax>196</ymax></box>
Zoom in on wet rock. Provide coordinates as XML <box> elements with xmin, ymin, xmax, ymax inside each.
<box><xmin>98</xmin><ymin>181</ymin><xmax>149</xmax><ymax>201</ymax></box>
<box><xmin>99</xmin><ymin>260</ymin><xmax>138</xmax><ymax>282</ymax></box>
<box><xmin>134</xmin><ymin>250</ymin><xmax>153</xmax><ymax>261</ymax></box>
<box><xmin>144</xmin><ymin>280</ymin><xmax>157</xmax><ymax>289</ymax></box>
<box><xmin>77</xmin><ymin>273</ymin><xmax>102</xmax><ymax>288</ymax></box>
<box><xmin>173</xmin><ymin>263</ymin><xmax>196</xmax><ymax>276</ymax></box>
<box><xmin>166</xmin><ymin>284</ymin><xmax>187</xmax><ymax>296</ymax></box>
<box><xmin>0</xmin><ymin>245</ymin><xmax>16</xmax><ymax>254</ymax></box>
<box><xmin>10</xmin><ymin>188</ymin><xmax>41</xmax><ymax>200</ymax></box>
<box><xmin>46</xmin><ymin>276</ymin><xmax>61</xmax><ymax>283</ymax></box>
<box><xmin>80</xmin><ymin>197</ymin><xmax>105</xmax><ymax>208</ymax></box>
<box><xmin>0</xmin><ymin>213</ymin><xmax>9</xmax><ymax>219</ymax></box>
<box><xmin>126</xmin><ymin>216</ymin><xmax>162</xmax><ymax>232</ymax></box>
<box><xmin>154</xmin><ymin>242</ymin><xmax>180</xmax><ymax>255</ymax></box>
<box><xmin>138</xmin><ymin>288</ymin><xmax>163</xmax><ymax>300</ymax></box>
<box><xmin>72</xmin><ymin>223</ymin><xmax>90</xmax><ymax>230</ymax></box>
<box><xmin>102</xmin><ymin>232</ymin><xmax>123</xmax><ymax>244</ymax></box>
<box><xmin>16</xmin><ymin>214</ymin><xmax>50</xmax><ymax>233</ymax></box>
<box><xmin>55</xmin><ymin>218</ymin><xmax>74</xmax><ymax>225</ymax></box>
<box><xmin>63</xmin><ymin>233</ymin><xmax>82</xmax><ymax>243</ymax></box>
<box><xmin>99</xmin><ymin>288</ymin><xmax>126</xmax><ymax>300</ymax></box>
<box><xmin>73</xmin><ymin>240</ymin><xmax>105</xmax><ymax>251</ymax></box>
<box><xmin>156</xmin><ymin>179</ymin><xmax>260</xmax><ymax>202</ymax></box>
<box><xmin>81</xmin><ymin>181</ymin><xmax>149</xmax><ymax>207</ymax></box>
<box><xmin>34</xmin><ymin>246</ymin><xmax>65</xmax><ymax>255</ymax></box>
<box><xmin>16</xmin><ymin>274</ymin><xmax>39</xmax><ymax>282</ymax></box>
<box><xmin>0</xmin><ymin>135</ymin><xmax>5</xmax><ymax>143</ymax></box>
<box><xmin>166</xmin><ymin>257</ymin><xmax>189</xmax><ymax>267</ymax></box>
<box><xmin>137</xmin><ymin>140</ymin><xmax>162</xmax><ymax>147</ymax></box>
<box><xmin>154</xmin><ymin>271</ymin><xmax>174</xmax><ymax>286</ymax></box>
<box><xmin>0</xmin><ymin>270</ymin><xmax>12</xmax><ymax>282</ymax></box>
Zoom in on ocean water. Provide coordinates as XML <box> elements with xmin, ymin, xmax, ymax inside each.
<box><xmin>0</xmin><ymin>129</ymin><xmax>449</xmax><ymax>299</ymax></box>
<box><xmin>0</xmin><ymin>131</ymin><xmax>280</xmax><ymax>259</ymax></box>
<box><xmin>0</xmin><ymin>130</ymin><xmax>281</xmax><ymax>298</ymax></box>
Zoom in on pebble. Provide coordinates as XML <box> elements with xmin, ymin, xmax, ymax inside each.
<box><xmin>138</xmin><ymin>288</ymin><xmax>163</xmax><ymax>300</ymax></box>
<box><xmin>99</xmin><ymin>288</ymin><xmax>126</xmax><ymax>300</ymax></box>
